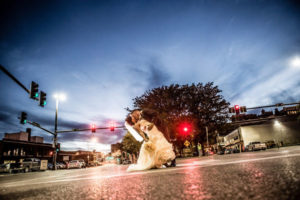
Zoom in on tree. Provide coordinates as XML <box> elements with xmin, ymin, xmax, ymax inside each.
<box><xmin>121</xmin><ymin>132</ymin><xmax>142</xmax><ymax>155</ymax></box>
<box><xmin>130</xmin><ymin>82</ymin><xmax>230</xmax><ymax>152</ymax></box>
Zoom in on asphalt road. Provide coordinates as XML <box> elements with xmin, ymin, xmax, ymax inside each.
<box><xmin>1</xmin><ymin>146</ymin><xmax>300</xmax><ymax>200</ymax></box>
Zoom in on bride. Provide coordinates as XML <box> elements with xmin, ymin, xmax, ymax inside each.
<box><xmin>125</xmin><ymin>109</ymin><xmax>175</xmax><ymax>172</ymax></box>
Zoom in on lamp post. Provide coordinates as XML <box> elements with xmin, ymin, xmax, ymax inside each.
<box><xmin>53</xmin><ymin>93</ymin><xmax>66</xmax><ymax>170</ymax></box>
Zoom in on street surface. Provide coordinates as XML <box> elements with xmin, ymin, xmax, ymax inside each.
<box><xmin>0</xmin><ymin>146</ymin><xmax>300</xmax><ymax>200</ymax></box>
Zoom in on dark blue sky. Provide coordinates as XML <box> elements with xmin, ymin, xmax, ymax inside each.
<box><xmin>1</xmin><ymin>0</ymin><xmax>300</xmax><ymax>152</ymax></box>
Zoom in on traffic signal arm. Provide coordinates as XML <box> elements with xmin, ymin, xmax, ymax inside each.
<box><xmin>56</xmin><ymin>126</ymin><xmax>125</xmax><ymax>133</ymax></box>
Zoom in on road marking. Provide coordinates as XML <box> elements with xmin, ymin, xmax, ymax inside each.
<box><xmin>2</xmin><ymin>153</ymin><xmax>300</xmax><ymax>188</ymax></box>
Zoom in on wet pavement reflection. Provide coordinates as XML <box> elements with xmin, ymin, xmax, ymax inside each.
<box><xmin>0</xmin><ymin>146</ymin><xmax>300</xmax><ymax>199</ymax></box>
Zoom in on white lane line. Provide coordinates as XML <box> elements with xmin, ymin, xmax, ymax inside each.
<box><xmin>2</xmin><ymin>153</ymin><xmax>300</xmax><ymax>188</ymax></box>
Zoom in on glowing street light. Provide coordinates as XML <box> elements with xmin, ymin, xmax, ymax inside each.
<box><xmin>53</xmin><ymin>93</ymin><xmax>66</xmax><ymax>101</ymax></box>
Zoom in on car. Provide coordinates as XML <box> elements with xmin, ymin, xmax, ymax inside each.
<box><xmin>56</xmin><ymin>162</ymin><xmax>67</xmax><ymax>169</ymax></box>
<box><xmin>247</xmin><ymin>142</ymin><xmax>267</xmax><ymax>151</ymax></box>
<box><xmin>22</xmin><ymin>158</ymin><xmax>41</xmax><ymax>172</ymax></box>
<box><xmin>225</xmin><ymin>149</ymin><xmax>233</xmax><ymax>154</ymax></box>
<box><xmin>122</xmin><ymin>160</ymin><xmax>131</xmax><ymax>165</ymax></box>
<box><xmin>48</xmin><ymin>163</ymin><xmax>53</xmax><ymax>170</ymax></box>
<box><xmin>265</xmin><ymin>140</ymin><xmax>276</xmax><ymax>149</ymax></box>
<box><xmin>0</xmin><ymin>163</ymin><xmax>25</xmax><ymax>173</ymax></box>
<box><xmin>78</xmin><ymin>160</ymin><xmax>86</xmax><ymax>168</ymax></box>
<box><xmin>66</xmin><ymin>160</ymin><xmax>82</xmax><ymax>169</ymax></box>
<box><xmin>232</xmin><ymin>148</ymin><xmax>240</xmax><ymax>153</ymax></box>
<box><xmin>0</xmin><ymin>163</ymin><xmax>12</xmax><ymax>173</ymax></box>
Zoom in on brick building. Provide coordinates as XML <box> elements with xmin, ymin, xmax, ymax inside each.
<box><xmin>0</xmin><ymin>129</ymin><xmax>54</xmax><ymax>164</ymax></box>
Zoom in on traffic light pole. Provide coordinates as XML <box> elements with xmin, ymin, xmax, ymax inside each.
<box><xmin>0</xmin><ymin>65</ymin><xmax>30</xmax><ymax>94</ymax></box>
<box><xmin>53</xmin><ymin>99</ymin><xmax>59</xmax><ymax>170</ymax></box>
<box><xmin>27</xmin><ymin>121</ymin><xmax>55</xmax><ymax>135</ymax></box>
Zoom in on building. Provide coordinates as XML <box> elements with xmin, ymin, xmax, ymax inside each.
<box><xmin>0</xmin><ymin>129</ymin><xmax>54</xmax><ymax>164</ymax></box>
<box><xmin>223</xmin><ymin>116</ymin><xmax>300</xmax><ymax>152</ymax></box>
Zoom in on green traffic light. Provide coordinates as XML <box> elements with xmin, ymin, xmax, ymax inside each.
<box><xmin>24</xmin><ymin>120</ymin><xmax>27</xmax><ymax>124</ymax></box>
<box><xmin>35</xmin><ymin>93</ymin><xmax>39</xmax><ymax>97</ymax></box>
<box><xmin>43</xmin><ymin>101</ymin><xmax>47</xmax><ymax>105</ymax></box>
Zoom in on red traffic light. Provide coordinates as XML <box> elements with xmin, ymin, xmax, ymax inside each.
<box><xmin>234</xmin><ymin>105</ymin><xmax>239</xmax><ymax>110</ymax></box>
<box><xmin>178</xmin><ymin>122</ymin><xmax>192</xmax><ymax>135</ymax></box>
<box><xmin>91</xmin><ymin>124</ymin><xmax>96</xmax><ymax>133</ymax></box>
<box><xmin>109</xmin><ymin>122</ymin><xmax>116</xmax><ymax>131</ymax></box>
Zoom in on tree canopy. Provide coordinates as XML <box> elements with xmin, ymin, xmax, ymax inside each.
<box><xmin>130</xmin><ymin>82</ymin><xmax>230</xmax><ymax>146</ymax></box>
<box><xmin>121</xmin><ymin>132</ymin><xmax>142</xmax><ymax>155</ymax></box>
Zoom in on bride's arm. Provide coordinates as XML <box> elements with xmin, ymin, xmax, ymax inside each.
<box><xmin>133</xmin><ymin>122</ymin><xmax>149</xmax><ymax>142</ymax></box>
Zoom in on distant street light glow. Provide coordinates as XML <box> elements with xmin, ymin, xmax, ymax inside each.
<box><xmin>91</xmin><ymin>137</ymin><xmax>97</xmax><ymax>143</ymax></box>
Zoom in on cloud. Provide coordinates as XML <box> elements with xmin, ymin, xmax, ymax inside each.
<box><xmin>231</xmin><ymin>56</ymin><xmax>300</xmax><ymax>106</ymax></box>
<box><xmin>146</xmin><ymin>58</ymin><xmax>170</xmax><ymax>89</ymax></box>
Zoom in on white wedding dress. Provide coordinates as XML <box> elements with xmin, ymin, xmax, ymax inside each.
<box><xmin>127</xmin><ymin>119</ymin><xmax>175</xmax><ymax>172</ymax></box>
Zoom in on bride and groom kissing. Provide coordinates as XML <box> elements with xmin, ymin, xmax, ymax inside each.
<box><xmin>125</xmin><ymin>109</ymin><xmax>176</xmax><ymax>172</ymax></box>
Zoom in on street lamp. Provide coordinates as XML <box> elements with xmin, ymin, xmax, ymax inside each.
<box><xmin>53</xmin><ymin>93</ymin><xmax>66</xmax><ymax>170</ymax></box>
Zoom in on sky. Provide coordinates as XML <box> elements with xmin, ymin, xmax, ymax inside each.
<box><xmin>1</xmin><ymin>0</ymin><xmax>300</xmax><ymax>152</ymax></box>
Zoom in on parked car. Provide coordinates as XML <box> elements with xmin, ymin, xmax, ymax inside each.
<box><xmin>225</xmin><ymin>149</ymin><xmax>233</xmax><ymax>154</ymax></box>
<box><xmin>22</xmin><ymin>158</ymin><xmax>41</xmax><ymax>172</ymax></box>
<box><xmin>0</xmin><ymin>163</ymin><xmax>24</xmax><ymax>173</ymax></box>
<box><xmin>122</xmin><ymin>160</ymin><xmax>131</xmax><ymax>165</ymax></box>
<box><xmin>247</xmin><ymin>142</ymin><xmax>267</xmax><ymax>151</ymax></box>
<box><xmin>48</xmin><ymin>163</ymin><xmax>53</xmax><ymax>170</ymax></box>
<box><xmin>232</xmin><ymin>148</ymin><xmax>240</xmax><ymax>153</ymax></box>
<box><xmin>217</xmin><ymin>150</ymin><xmax>225</xmax><ymax>155</ymax></box>
<box><xmin>66</xmin><ymin>160</ymin><xmax>82</xmax><ymax>169</ymax></box>
<box><xmin>78</xmin><ymin>160</ymin><xmax>86</xmax><ymax>168</ymax></box>
<box><xmin>0</xmin><ymin>163</ymin><xmax>12</xmax><ymax>173</ymax></box>
<box><xmin>265</xmin><ymin>140</ymin><xmax>276</xmax><ymax>149</ymax></box>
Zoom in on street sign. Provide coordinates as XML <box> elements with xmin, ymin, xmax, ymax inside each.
<box><xmin>40</xmin><ymin>160</ymin><xmax>48</xmax><ymax>171</ymax></box>
<box><xmin>184</xmin><ymin>140</ymin><xmax>190</xmax><ymax>147</ymax></box>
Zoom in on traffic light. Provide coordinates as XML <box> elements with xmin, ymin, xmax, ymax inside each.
<box><xmin>229</xmin><ymin>107</ymin><xmax>235</xmax><ymax>113</ymax></box>
<box><xmin>30</xmin><ymin>81</ymin><xmax>39</xmax><ymax>99</ymax></box>
<box><xmin>56</xmin><ymin>147</ymin><xmax>59</xmax><ymax>152</ymax></box>
<box><xmin>39</xmin><ymin>91</ymin><xmax>47</xmax><ymax>107</ymax></box>
<box><xmin>240</xmin><ymin>106</ymin><xmax>247</xmax><ymax>113</ymax></box>
<box><xmin>179</xmin><ymin>122</ymin><xmax>192</xmax><ymax>135</ymax></box>
<box><xmin>109</xmin><ymin>122</ymin><xmax>115</xmax><ymax>131</ymax></box>
<box><xmin>91</xmin><ymin>124</ymin><xmax>96</xmax><ymax>133</ymax></box>
<box><xmin>20</xmin><ymin>112</ymin><xmax>27</xmax><ymax>124</ymax></box>
<box><xmin>109</xmin><ymin>124</ymin><xmax>115</xmax><ymax>131</ymax></box>
<box><xmin>234</xmin><ymin>105</ymin><xmax>240</xmax><ymax>115</ymax></box>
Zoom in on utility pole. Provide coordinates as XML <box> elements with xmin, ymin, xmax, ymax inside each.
<box><xmin>53</xmin><ymin>98</ymin><xmax>59</xmax><ymax>170</ymax></box>
<box><xmin>206</xmin><ymin>126</ymin><xmax>209</xmax><ymax>152</ymax></box>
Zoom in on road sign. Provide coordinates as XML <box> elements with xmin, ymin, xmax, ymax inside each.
<box><xmin>184</xmin><ymin>140</ymin><xmax>190</xmax><ymax>147</ymax></box>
